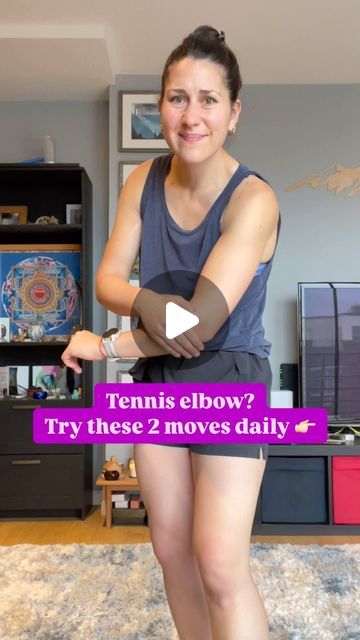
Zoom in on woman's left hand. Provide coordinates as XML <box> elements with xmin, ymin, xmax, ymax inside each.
<box><xmin>62</xmin><ymin>330</ymin><xmax>105</xmax><ymax>373</ymax></box>
<box><xmin>134</xmin><ymin>289</ymin><xmax>204</xmax><ymax>358</ymax></box>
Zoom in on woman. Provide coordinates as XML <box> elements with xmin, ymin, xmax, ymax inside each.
<box><xmin>63</xmin><ymin>26</ymin><xmax>279</xmax><ymax>640</ymax></box>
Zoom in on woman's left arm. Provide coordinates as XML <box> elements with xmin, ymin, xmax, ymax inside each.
<box><xmin>189</xmin><ymin>178</ymin><xmax>279</xmax><ymax>342</ymax></box>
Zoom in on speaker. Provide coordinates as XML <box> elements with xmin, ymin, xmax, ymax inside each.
<box><xmin>280</xmin><ymin>363</ymin><xmax>299</xmax><ymax>408</ymax></box>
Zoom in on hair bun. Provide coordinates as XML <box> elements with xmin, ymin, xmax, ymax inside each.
<box><xmin>191</xmin><ymin>25</ymin><xmax>226</xmax><ymax>45</ymax></box>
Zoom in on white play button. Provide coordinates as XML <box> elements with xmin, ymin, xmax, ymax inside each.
<box><xmin>165</xmin><ymin>302</ymin><xmax>199</xmax><ymax>339</ymax></box>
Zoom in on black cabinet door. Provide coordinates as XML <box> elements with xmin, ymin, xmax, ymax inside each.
<box><xmin>0</xmin><ymin>454</ymin><xmax>84</xmax><ymax>510</ymax></box>
<box><xmin>0</xmin><ymin>403</ymin><xmax>84</xmax><ymax>454</ymax></box>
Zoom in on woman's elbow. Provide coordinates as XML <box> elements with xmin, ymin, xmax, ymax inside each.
<box><xmin>95</xmin><ymin>275</ymin><xmax>107</xmax><ymax>305</ymax></box>
<box><xmin>196</xmin><ymin>322</ymin><xmax>217</xmax><ymax>345</ymax></box>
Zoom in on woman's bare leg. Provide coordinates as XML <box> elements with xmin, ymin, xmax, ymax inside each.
<box><xmin>134</xmin><ymin>444</ymin><xmax>212</xmax><ymax>640</ymax></box>
<box><xmin>191</xmin><ymin>451</ymin><xmax>269</xmax><ymax>640</ymax></box>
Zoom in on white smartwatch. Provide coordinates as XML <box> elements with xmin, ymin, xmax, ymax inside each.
<box><xmin>101</xmin><ymin>328</ymin><xmax>121</xmax><ymax>359</ymax></box>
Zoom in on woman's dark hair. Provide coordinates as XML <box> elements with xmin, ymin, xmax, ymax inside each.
<box><xmin>160</xmin><ymin>25</ymin><xmax>242</xmax><ymax>104</ymax></box>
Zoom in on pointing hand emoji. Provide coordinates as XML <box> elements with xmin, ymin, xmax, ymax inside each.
<box><xmin>295</xmin><ymin>419</ymin><xmax>316</xmax><ymax>434</ymax></box>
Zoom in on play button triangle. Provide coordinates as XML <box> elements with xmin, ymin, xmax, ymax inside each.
<box><xmin>165</xmin><ymin>302</ymin><xmax>199</xmax><ymax>339</ymax></box>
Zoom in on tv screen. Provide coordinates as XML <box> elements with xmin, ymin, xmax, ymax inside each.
<box><xmin>298</xmin><ymin>282</ymin><xmax>360</xmax><ymax>422</ymax></box>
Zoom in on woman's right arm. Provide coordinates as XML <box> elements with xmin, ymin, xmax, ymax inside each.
<box><xmin>95</xmin><ymin>160</ymin><xmax>152</xmax><ymax>316</ymax></box>
<box><xmin>94</xmin><ymin>159</ymin><xmax>203</xmax><ymax>358</ymax></box>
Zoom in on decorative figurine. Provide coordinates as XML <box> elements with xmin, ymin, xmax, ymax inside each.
<box><xmin>34</xmin><ymin>215</ymin><xmax>59</xmax><ymax>224</ymax></box>
<box><xmin>103</xmin><ymin>455</ymin><xmax>123</xmax><ymax>481</ymax></box>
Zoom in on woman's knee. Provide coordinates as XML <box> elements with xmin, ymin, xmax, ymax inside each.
<box><xmin>150</xmin><ymin>519</ymin><xmax>193</xmax><ymax>568</ymax></box>
<box><xmin>194</xmin><ymin>541</ymin><xmax>252</xmax><ymax>602</ymax></box>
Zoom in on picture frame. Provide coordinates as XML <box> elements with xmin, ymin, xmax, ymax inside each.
<box><xmin>0</xmin><ymin>245</ymin><xmax>81</xmax><ymax>340</ymax></box>
<box><xmin>116</xmin><ymin>359</ymin><xmax>136</xmax><ymax>384</ymax></box>
<box><xmin>118</xmin><ymin>91</ymin><xmax>168</xmax><ymax>151</ymax></box>
<box><xmin>66</xmin><ymin>204</ymin><xmax>82</xmax><ymax>225</ymax></box>
<box><xmin>0</xmin><ymin>365</ymin><xmax>31</xmax><ymax>398</ymax></box>
<box><xmin>0</xmin><ymin>317</ymin><xmax>10</xmax><ymax>342</ymax></box>
<box><xmin>0</xmin><ymin>205</ymin><xmax>28</xmax><ymax>225</ymax></box>
<box><xmin>118</xmin><ymin>161</ymin><xmax>141</xmax><ymax>190</ymax></box>
<box><xmin>8</xmin><ymin>365</ymin><xmax>30</xmax><ymax>396</ymax></box>
<box><xmin>0</xmin><ymin>367</ymin><xmax>9</xmax><ymax>394</ymax></box>
<box><xmin>32</xmin><ymin>364</ymin><xmax>67</xmax><ymax>394</ymax></box>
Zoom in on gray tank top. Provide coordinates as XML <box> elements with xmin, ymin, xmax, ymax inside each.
<box><xmin>138</xmin><ymin>153</ymin><xmax>279</xmax><ymax>357</ymax></box>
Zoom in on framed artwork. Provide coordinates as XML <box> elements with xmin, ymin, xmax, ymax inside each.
<box><xmin>66</xmin><ymin>204</ymin><xmax>82</xmax><ymax>225</ymax></box>
<box><xmin>116</xmin><ymin>359</ymin><xmax>136</xmax><ymax>384</ymax></box>
<box><xmin>0</xmin><ymin>316</ymin><xmax>9</xmax><ymax>342</ymax></box>
<box><xmin>8</xmin><ymin>365</ymin><xmax>30</xmax><ymax>396</ymax></box>
<box><xmin>0</xmin><ymin>205</ymin><xmax>28</xmax><ymax>225</ymax></box>
<box><xmin>0</xmin><ymin>366</ymin><xmax>31</xmax><ymax>397</ymax></box>
<box><xmin>118</xmin><ymin>161</ymin><xmax>141</xmax><ymax>190</ymax></box>
<box><xmin>32</xmin><ymin>364</ymin><xmax>67</xmax><ymax>394</ymax></box>
<box><xmin>118</xmin><ymin>91</ymin><xmax>168</xmax><ymax>151</ymax></box>
<box><xmin>0</xmin><ymin>245</ymin><xmax>81</xmax><ymax>340</ymax></box>
<box><xmin>0</xmin><ymin>367</ymin><xmax>9</xmax><ymax>393</ymax></box>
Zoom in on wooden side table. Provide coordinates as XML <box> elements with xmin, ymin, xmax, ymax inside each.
<box><xmin>96</xmin><ymin>470</ymin><xmax>140</xmax><ymax>528</ymax></box>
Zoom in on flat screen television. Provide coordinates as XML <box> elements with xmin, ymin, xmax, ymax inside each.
<box><xmin>298</xmin><ymin>282</ymin><xmax>360</xmax><ymax>425</ymax></box>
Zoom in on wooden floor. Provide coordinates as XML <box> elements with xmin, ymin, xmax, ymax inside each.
<box><xmin>0</xmin><ymin>507</ymin><xmax>359</xmax><ymax>546</ymax></box>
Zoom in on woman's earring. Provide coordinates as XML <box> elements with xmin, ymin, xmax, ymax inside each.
<box><xmin>229</xmin><ymin>125</ymin><xmax>237</xmax><ymax>135</ymax></box>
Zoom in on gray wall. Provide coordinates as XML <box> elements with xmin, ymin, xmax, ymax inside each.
<box><xmin>0</xmin><ymin>101</ymin><xmax>109</xmax><ymax>493</ymax></box>
<box><xmin>226</xmin><ymin>85</ymin><xmax>360</xmax><ymax>384</ymax></box>
<box><xmin>107</xmin><ymin>76</ymin><xmax>165</xmax><ymax>464</ymax></box>
<box><xmin>110</xmin><ymin>80</ymin><xmax>360</xmax><ymax>397</ymax></box>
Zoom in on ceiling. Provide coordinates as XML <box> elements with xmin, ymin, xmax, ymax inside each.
<box><xmin>1</xmin><ymin>0</ymin><xmax>359</xmax><ymax>101</ymax></box>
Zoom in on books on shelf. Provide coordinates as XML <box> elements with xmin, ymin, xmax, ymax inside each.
<box><xmin>112</xmin><ymin>491</ymin><xmax>143</xmax><ymax>503</ymax></box>
<box><xmin>124</xmin><ymin>491</ymin><xmax>141</xmax><ymax>500</ymax></box>
<box><xmin>130</xmin><ymin>497</ymin><xmax>144</xmax><ymax>509</ymax></box>
<box><xmin>112</xmin><ymin>492</ymin><xmax>128</xmax><ymax>503</ymax></box>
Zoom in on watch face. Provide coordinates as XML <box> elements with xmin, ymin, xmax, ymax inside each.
<box><xmin>102</xmin><ymin>328</ymin><xmax>119</xmax><ymax>340</ymax></box>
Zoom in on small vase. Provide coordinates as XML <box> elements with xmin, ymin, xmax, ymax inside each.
<box><xmin>128</xmin><ymin>458</ymin><xmax>137</xmax><ymax>478</ymax></box>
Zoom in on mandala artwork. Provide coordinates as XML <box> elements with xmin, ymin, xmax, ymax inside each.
<box><xmin>0</xmin><ymin>250</ymin><xmax>81</xmax><ymax>338</ymax></box>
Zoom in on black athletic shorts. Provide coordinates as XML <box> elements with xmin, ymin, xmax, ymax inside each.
<box><xmin>129</xmin><ymin>351</ymin><xmax>271</xmax><ymax>460</ymax></box>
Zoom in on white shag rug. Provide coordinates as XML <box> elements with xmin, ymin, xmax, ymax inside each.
<box><xmin>0</xmin><ymin>543</ymin><xmax>359</xmax><ymax>640</ymax></box>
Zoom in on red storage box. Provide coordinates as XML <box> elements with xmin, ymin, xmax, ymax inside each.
<box><xmin>332</xmin><ymin>457</ymin><xmax>360</xmax><ymax>524</ymax></box>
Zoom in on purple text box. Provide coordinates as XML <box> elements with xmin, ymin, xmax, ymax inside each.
<box><xmin>33</xmin><ymin>382</ymin><xmax>328</xmax><ymax>445</ymax></box>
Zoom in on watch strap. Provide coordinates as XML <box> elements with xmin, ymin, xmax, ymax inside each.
<box><xmin>101</xmin><ymin>335</ymin><xmax>120</xmax><ymax>359</ymax></box>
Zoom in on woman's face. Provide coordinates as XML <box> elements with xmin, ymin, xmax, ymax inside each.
<box><xmin>160</xmin><ymin>56</ymin><xmax>240</xmax><ymax>164</ymax></box>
